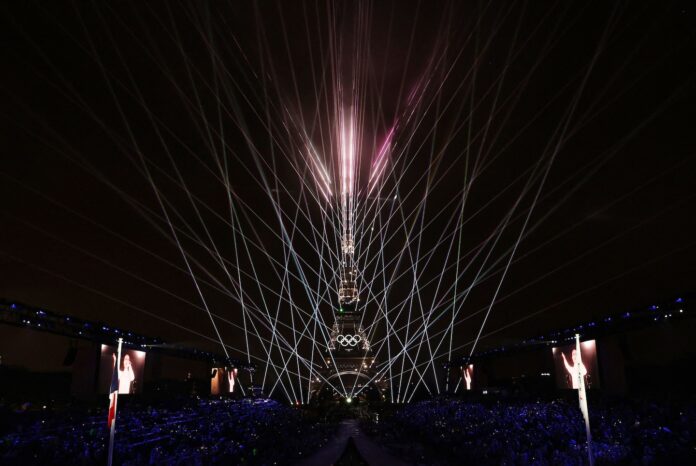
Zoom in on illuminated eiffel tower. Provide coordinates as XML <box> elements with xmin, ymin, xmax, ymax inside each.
<box><xmin>310</xmin><ymin>112</ymin><xmax>386</xmax><ymax>401</ymax></box>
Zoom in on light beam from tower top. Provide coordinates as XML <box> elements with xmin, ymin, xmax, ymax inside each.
<box><xmin>339</xmin><ymin>109</ymin><xmax>356</xmax><ymax>197</ymax></box>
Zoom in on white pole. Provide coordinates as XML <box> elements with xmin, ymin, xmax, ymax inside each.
<box><xmin>107</xmin><ymin>338</ymin><xmax>123</xmax><ymax>466</ymax></box>
<box><xmin>575</xmin><ymin>334</ymin><xmax>593</xmax><ymax>466</ymax></box>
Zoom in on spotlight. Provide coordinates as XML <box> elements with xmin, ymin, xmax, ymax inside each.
<box><xmin>346</xmin><ymin>397</ymin><xmax>352</xmax><ymax>404</ymax></box>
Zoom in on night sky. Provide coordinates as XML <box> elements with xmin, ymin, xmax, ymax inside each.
<box><xmin>2</xmin><ymin>0</ymin><xmax>696</xmax><ymax>388</ymax></box>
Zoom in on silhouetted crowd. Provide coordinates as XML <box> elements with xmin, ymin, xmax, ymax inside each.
<box><xmin>3</xmin><ymin>396</ymin><xmax>696</xmax><ymax>465</ymax></box>
<box><xmin>0</xmin><ymin>398</ymin><xmax>334</xmax><ymax>465</ymax></box>
<box><xmin>364</xmin><ymin>398</ymin><xmax>696</xmax><ymax>464</ymax></box>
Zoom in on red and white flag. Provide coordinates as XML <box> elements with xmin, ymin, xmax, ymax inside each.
<box><xmin>107</xmin><ymin>353</ymin><xmax>119</xmax><ymax>429</ymax></box>
<box><xmin>107</xmin><ymin>338</ymin><xmax>122</xmax><ymax>466</ymax></box>
<box><xmin>575</xmin><ymin>334</ymin><xmax>594</xmax><ymax>466</ymax></box>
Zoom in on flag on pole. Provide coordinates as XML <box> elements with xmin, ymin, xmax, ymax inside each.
<box><xmin>107</xmin><ymin>338</ymin><xmax>123</xmax><ymax>466</ymax></box>
<box><xmin>107</xmin><ymin>352</ymin><xmax>119</xmax><ymax>429</ymax></box>
<box><xmin>575</xmin><ymin>334</ymin><xmax>594</xmax><ymax>466</ymax></box>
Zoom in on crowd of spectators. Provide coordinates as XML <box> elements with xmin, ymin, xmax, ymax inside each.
<box><xmin>3</xmin><ymin>395</ymin><xmax>695</xmax><ymax>465</ymax></box>
<box><xmin>363</xmin><ymin>398</ymin><xmax>696</xmax><ymax>464</ymax></box>
<box><xmin>0</xmin><ymin>397</ymin><xmax>335</xmax><ymax>465</ymax></box>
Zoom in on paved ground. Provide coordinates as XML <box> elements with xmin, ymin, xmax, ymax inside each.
<box><xmin>296</xmin><ymin>419</ymin><xmax>410</xmax><ymax>466</ymax></box>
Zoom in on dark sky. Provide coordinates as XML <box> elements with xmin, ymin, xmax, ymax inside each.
<box><xmin>1</xmin><ymin>0</ymin><xmax>696</xmax><ymax>391</ymax></box>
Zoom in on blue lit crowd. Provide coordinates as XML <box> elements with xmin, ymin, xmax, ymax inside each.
<box><xmin>363</xmin><ymin>398</ymin><xmax>696</xmax><ymax>464</ymax></box>
<box><xmin>0</xmin><ymin>398</ymin><xmax>334</xmax><ymax>465</ymax></box>
<box><xmin>2</xmin><ymin>396</ymin><xmax>695</xmax><ymax>464</ymax></box>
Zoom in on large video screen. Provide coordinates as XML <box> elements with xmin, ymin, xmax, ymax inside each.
<box><xmin>99</xmin><ymin>344</ymin><xmax>146</xmax><ymax>394</ymax></box>
<box><xmin>462</xmin><ymin>364</ymin><xmax>474</xmax><ymax>391</ymax></box>
<box><xmin>211</xmin><ymin>367</ymin><xmax>238</xmax><ymax>395</ymax></box>
<box><xmin>551</xmin><ymin>339</ymin><xmax>600</xmax><ymax>389</ymax></box>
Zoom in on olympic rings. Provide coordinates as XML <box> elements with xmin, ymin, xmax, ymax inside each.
<box><xmin>336</xmin><ymin>334</ymin><xmax>362</xmax><ymax>347</ymax></box>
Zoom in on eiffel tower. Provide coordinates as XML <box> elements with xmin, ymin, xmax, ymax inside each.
<box><xmin>310</xmin><ymin>113</ymin><xmax>386</xmax><ymax>401</ymax></box>
<box><xmin>309</xmin><ymin>229</ymin><xmax>387</xmax><ymax>401</ymax></box>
